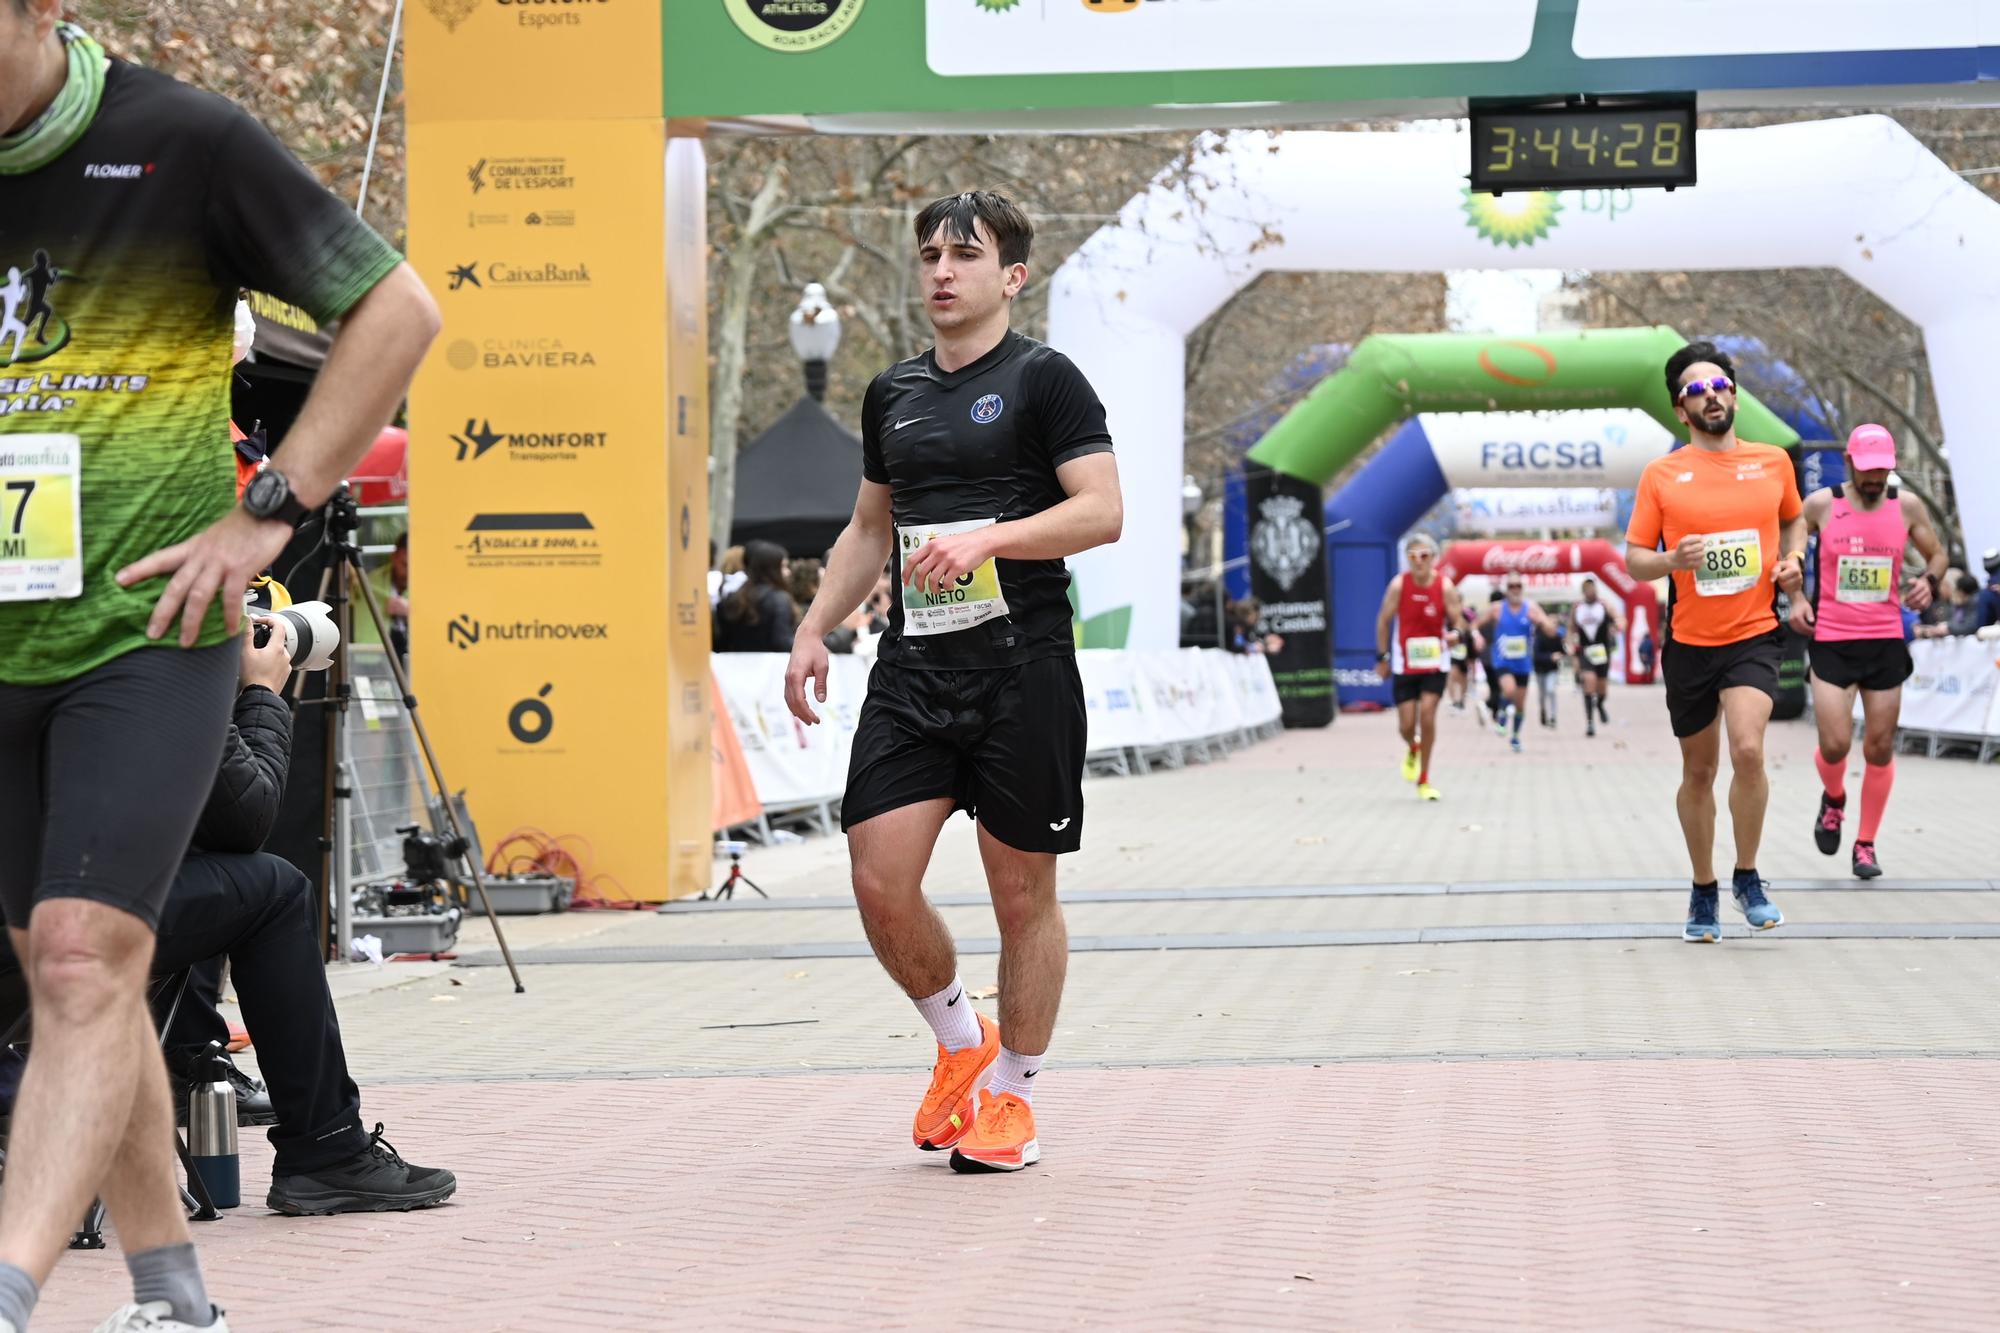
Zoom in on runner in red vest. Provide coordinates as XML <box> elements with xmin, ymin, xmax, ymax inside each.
<box><xmin>1375</xmin><ymin>532</ymin><xmax>1464</xmax><ymax>801</ymax></box>
<box><xmin>1790</xmin><ymin>424</ymin><xmax>1947</xmax><ymax>879</ymax></box>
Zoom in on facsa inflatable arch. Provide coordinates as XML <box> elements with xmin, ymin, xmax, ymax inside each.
<box><xmin>1049</xmin><ymin>118</ymin><xmax>2000</xmax><ymax>650</ymax></box>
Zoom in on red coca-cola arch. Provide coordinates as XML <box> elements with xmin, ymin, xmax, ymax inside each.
<box><xmin>1437</xmin><ymin>539</ymin><xmax>1660</xmax><ymax>684</ymax></box>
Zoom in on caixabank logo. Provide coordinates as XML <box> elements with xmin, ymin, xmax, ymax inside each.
<box><xmin>723</xmin><ymin>0</ymin><xmax>867</xmax><ymax>51</ymax></box>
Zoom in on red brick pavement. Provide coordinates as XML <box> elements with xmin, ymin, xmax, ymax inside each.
<box><xmin>29</xmin><ymin>1058</ymin><xmax>2000</xmax><ymax>1331</ymax></box>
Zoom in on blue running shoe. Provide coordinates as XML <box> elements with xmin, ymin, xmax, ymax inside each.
<box><xmin>1732</xmin><ymin>871</ymin><xmax>1783</xmax><ymax>930</ymax></box>
<box><xmin>1509</xmin><ymin>737</ymin><xmax>1523</xmax><ymax>754</ymax></box>
<box><xmin>1683</xmin><ymin>885</ymin><xmax>1720</xmax><ymax>943</ymax></box>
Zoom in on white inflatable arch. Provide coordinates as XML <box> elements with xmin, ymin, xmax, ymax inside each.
<box><xmin>1048</xmin><ymin>117</ymin><xmax>2000</xmax><ymax>650</ymax></box>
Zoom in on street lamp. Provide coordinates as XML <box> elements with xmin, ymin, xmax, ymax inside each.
<box><xmin>788</xmin><ymin>282</ymin><xmax>841</xmax><ymax>402</ymax></box>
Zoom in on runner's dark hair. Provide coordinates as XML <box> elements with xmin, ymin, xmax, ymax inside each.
<box><xmin>1664</xmin><ymin>340</ymin><xmax>1737</xmax><ymax>400</ymax></box>
<box><xmin>720</xmin><ymin>539</ymin><xmax>788</xmax><ymax>628</ymax></box>
<box><xmin>914</xmin><ymin>191</ymin><xmax>1034</xmax><ymax>270</ymax></box>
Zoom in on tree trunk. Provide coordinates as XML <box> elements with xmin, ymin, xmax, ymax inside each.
<box><xmin>709</xmin><ymin>166</ymin><xmax>788</xmax><ymax>552</ymax></box>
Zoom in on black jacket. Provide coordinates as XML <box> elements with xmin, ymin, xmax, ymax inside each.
<box><xmin>713</xmin><ymin>584</ymin><xmax>797</xmax><ymax>653</ymax></box>
<box><xmin>190</xmin><ymin>685</ymin><xmax>295</xmax><ymax>856</ymax></box>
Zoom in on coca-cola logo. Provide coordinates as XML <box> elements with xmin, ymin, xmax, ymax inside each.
<box><xmin>1481</xmin><ymin>543</ymin><xmax>1563</xmax><ymax>573</ymax></box>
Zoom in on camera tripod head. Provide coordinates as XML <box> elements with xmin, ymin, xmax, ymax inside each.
<box><xmin>323</xmin><ymin>484</ymin><xmax>363</xmax><ymax>554</ymax></box>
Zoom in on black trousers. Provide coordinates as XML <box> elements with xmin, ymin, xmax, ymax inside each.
<box><xmin>156</xmin><ymin>853</ymin><xmax>368</xmax><ymax>1175</ymax></box>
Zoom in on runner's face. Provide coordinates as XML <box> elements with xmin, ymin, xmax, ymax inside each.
<box><xmin>1675</xmin><ymin>361</ymin><xmax>1737</xmax><ymax>438</ymax></box>
<box><xmin>1582</xmin><ymin>583</ymin><xmax>1597</xmax><ymax>602</ymax></box>
<box><xmin>918</xmin><ymin>218</ymin><xmax>1020</xmax><ymax>336</ymax></box>
<box><xmin>1848</xmin><ymin>463</ymin><xmax>1891</xmax><ymax>503</ymax></box>
<box><xmin>1505</xmin><ymin>582</ymin><xmax>1524</xmax><ymax>604</ymax></box>
<box><xmin>0</xmin><ymin>0</ymin><xmax>61</xmax><ymax>137</ymax></box>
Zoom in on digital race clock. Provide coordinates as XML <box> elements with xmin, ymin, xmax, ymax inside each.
<box><xmin>1469</xmin><ymin>95</ymin><xmax>1698</xmax><ymax>194</ymax></box>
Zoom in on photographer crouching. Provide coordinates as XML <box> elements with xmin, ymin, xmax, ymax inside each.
<box><xmin>0</xmin><ymin>619</ymin><xmax>456</xmax><ymax>1216</ymax></box>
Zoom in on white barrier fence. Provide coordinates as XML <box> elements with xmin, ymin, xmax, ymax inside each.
<box><xmin>711</xmin><ymin>648</ymin><xmax>1284</xmax><ymax>832</ymax></box>
<box><xmin>1844</xmin><ymin>635</ymin><xmax>2000</xmax><ymax>762</ymax></box>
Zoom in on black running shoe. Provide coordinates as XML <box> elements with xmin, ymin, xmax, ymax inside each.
<box><xmin>1814</xmin><ymin>791</ymin><xmax>1846</xmax><ymax>856</ymax></box>
<box><xmin>1853</xmin><ymin>841</ymin><xmax>1884</xmax><ymax>880</ymax></box>
<box><xmin>267</xmin><ymin>1123</ymin><xmax>457</xmax><ymax>1216</ymax></box>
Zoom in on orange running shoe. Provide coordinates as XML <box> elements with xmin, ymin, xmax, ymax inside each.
<box><xmin>913</xmin><ymin>1011</ymin><xmax>999</xmax><ymax>1151</ymax></box>
<box><xmin>949</xmin><ymin>1089</ymin><xmax>1039</xmax><ymax>1174</ymax></box>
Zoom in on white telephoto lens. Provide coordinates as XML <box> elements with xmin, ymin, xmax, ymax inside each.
<box><xmin>278</xmin><ymin>600</ymin><xmax>341</xmax><ymax>672</ymax></box>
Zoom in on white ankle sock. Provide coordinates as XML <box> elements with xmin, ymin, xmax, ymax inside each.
<box><xmin>988</xmin><ymin>1046</ymin><xmax>1043</xmax><ymax>1102</ymax></box>
<box><xmin>913</xmin><ymin>977</ymin><xmax>982</xmax><ymax>1052</ymax></box>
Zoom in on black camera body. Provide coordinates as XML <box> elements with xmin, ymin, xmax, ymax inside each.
<box><xmin>398</xmin><ymin>823</ymin><xmax>470</xmax><ymax>889</ymax></box>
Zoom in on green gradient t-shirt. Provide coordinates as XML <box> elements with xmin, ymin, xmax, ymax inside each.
<box><xmin>0</xmin><ymin>60</ymin><xmax>400</xmax><ymax>684</ymax></box>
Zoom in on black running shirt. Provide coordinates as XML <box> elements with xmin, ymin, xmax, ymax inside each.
<box><xmin>861</xmin><ymin>330</ymin><xmax>1112</xmax><ymax>670</ymax></box>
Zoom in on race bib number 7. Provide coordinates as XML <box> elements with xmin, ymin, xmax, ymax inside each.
<box><xmin>898</xmin><ymin>517</ymin><xmax>1010</xmax><ymax>636</ymax></box>
<box><xmin>0</xmin><ymin>433</ymin><xmax>83</xmax><ymax>602</ymax></box>
<box><xmin>1694</xmin><ymin>528</ymin><xmax>1760</xmax><ymax>597</ymax></box>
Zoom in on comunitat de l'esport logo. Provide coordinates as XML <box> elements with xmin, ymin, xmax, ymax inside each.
<box><xmin>0</xmin><ymin>251</ymin><xmax>74</xmax><ymax>368</ymax></box>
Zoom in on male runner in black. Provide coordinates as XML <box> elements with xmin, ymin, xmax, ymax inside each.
<box><xmin>21</xmin><ymin>249</ymin><xmax>62</xmax><ymax>345</ymax></box>
<box><xmin>785</xmin><ymin>191</ymin><xmax>1121</xmax><ymax>1174</ymax></box>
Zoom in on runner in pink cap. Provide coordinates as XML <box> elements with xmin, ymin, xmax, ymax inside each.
<box><xmin>1790</xmin><ymin>424</ymin><xmax>1949</xmax><ymax>879</ymax></box>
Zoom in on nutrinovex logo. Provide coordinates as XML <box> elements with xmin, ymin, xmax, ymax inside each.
<box><xmin>723</xmin><ymin>0</ymin><xmax>867</xmax><ymax>52</ymax></box>
<box><xmin>447</xmin><ymin>614</ymin><xmax>609</xmax><ymax>650</ymax></box>
<box><xmin>1462</xmin><ymin>189</ymin><xmax>1563</xmax><ymax>249</ymax></box>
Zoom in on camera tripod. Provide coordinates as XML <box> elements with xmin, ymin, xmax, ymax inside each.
<box><xmin>301</xmin><ymin>486</ymin><xmax>525</xmax><ymax>992</ymax></box>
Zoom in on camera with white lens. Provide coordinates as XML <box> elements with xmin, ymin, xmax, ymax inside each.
<box><xmin>252</xmin><ymin>601</ymin><xmax>339</xmax><ymax>672</ymax></box>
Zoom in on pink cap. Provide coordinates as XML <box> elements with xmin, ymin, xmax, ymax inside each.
<box><xmin>1846</xmin><ymin>423</ymin><xmax>1896</xmax><ymax>472</ymax></box>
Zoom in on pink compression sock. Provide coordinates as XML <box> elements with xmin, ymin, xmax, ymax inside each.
<box><xmin>1858</xmin><ymin>759</ymin><xmax>1894</xmax><ymax>843</ymax></box>
<box><xmin>1814</xmin><ymin>748</ymin><xmax>1847</xmax><ymax>801</ymax></box>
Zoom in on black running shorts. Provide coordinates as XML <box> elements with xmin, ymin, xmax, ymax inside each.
<box><xmin>842</xmin><ymin>656</ymin><xmax>1086</xmax><ymax>855</ymax></box>
<box><xmin>1809</xmin><ymin>637</ymin><xmax>1913</xmax><ymax>693</ymax></box>
<box><xmin>1392</xmin><ymin>672</ymin><xmax>1447</xmax><ymax>704</ymax></box>
<box><xmin>1661</xmin><ymin>629</ymin><xmax>1781</xmax><ymax>739</ymax></box>
<box><xmin>0</xmin><ymin>642</ymin><xmax>239</xmax><ymax>931</ymax></box>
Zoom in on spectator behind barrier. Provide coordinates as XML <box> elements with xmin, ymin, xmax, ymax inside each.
<box><xmin>713</xmin><ymin>540</ymin><xmax>796</xmax><ymax>653</ymax></box>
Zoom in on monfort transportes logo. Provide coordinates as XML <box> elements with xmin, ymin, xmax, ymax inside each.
<box><xmin>1462</xmin><ymin>189</ymin><xmax>1563</xmax><ymax>249</ymax></box>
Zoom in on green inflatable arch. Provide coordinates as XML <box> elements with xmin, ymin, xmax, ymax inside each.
<box><xmin>1245</xmin><ymin>326</ymin><xmax>1800</xmax><ymax>484</ymax></box>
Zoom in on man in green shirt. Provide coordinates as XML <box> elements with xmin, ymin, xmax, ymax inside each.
<box><xmin>0</xmin><ymin>4</ymin><xmax>440</xmax><ymax>1328</ymax></box>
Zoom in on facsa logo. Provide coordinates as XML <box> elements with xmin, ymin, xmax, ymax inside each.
<box><xmin>1478</xmin><ymin>440</ymin><xmax>1606</xmax><ymax>471</ymax></box>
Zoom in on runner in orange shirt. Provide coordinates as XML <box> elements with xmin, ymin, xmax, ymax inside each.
<box><xmin>1625</xmin><ymin>342</ymin><xmax>1806</xmax><ymax>943</ymax></box>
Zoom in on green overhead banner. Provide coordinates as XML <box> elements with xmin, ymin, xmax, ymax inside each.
<box><xmin>1245</xmin><ymin>327</ymin><xmax>1801</xmax><ymax>485</ymax></box>
<box><xmin>673</xmin><ymin>1</ymin><xmax>2000</xmax><ymax>127</ymax></box>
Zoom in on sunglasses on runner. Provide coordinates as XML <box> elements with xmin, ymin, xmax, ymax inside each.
<box><xmin>1678</xmin><ymin>376</ymin><xmax>1735</xmax><ymax>401</ymax></box>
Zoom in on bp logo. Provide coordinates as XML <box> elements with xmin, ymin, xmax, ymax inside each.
<box><xmin>1462</xmin><ymin>189</ymin><xmax>1563</xmax><ymax>250</ymax></box>
<box><xmin>1250</xmin><ymin>494</ymin><xmax>1316</xmax><ymax>593</ymax></box>
<box><xmin>723</xmin><ymin>0</ymin><xmax>867</xmax><ymax>52</ymax></box>
<box><xmin>974</xmin><ymin>0</ymin><xmax>1022</xmax><ymax>9</ymax></box>
<box><xmin>971</xmin><ymin>394</ymin><xmax>1004</xmax><ymax>424</ymax></box>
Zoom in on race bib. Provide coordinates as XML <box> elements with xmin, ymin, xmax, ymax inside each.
<box><xmin>1449</xmin><ymin>639</ymin><xmax>1469</xmax><ymax>662</ymax></box>
<box><xmin>0</xmin><ymin>433</ymin><xmax>83</xmax><ymax>603</ymax></box>
<box><xmin>1404</xmin><ymin>636</ymin><xmax>1443</xmax><ymax>671</ymax></box>
<box><xmin>1834</xmin><ymin>554</ymin><xmax>1894</xmax><ymax>604</ymax></box>
<box><xmin>898</xmin><ymin>517</ymin><xmax>1009</xmax><ymax>636</ymax></box>
<box><xmin>1694</xmin><ymin>528</ymin><xmax>1760</xmax><ymax>596</ymax></box>
<box><xmin>1498</xmin><ymin>634</ymin><xmax>1529</xmax><ymax>660</ymax></box>
<box><xmin>1583</xmin><ymin>643</ymin><xmax>1609</xmax><ymax>666</ymax></box>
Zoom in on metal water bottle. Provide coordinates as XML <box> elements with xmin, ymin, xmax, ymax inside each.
<box><xmin>186</xmin><ymin>1041</ymin><xmax>240</xmax><ymax>1209</ymax></box>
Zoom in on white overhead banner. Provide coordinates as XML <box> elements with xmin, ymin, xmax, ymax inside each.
<box><xmin>1050</xmin><ymin>120</ymin><xmax>2000</xmax><ymax>649</ymax></box>
<box><xmin>1454</xmin><ymin>488</ymin><xmax>1618</xmax><ymax>534</ymax></box>
<box><xmin>1421</xmin><ymin>410</ymin><xmax>1671</xmax><ymax>488</ymax></box>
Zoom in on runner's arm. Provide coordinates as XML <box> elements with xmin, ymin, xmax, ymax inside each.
<box><xmin>1375</xmin><ymin>577</ymin><xmax>1403</xmax><ymax>656</ymax></box>
<box><xmin>801</xmin><ymin>481</ymin><xmax>894</xmax><ymax>640</ymax></box>
<box><xmin>903</xmin><ymin>453</ymin><xmax>1121</xmax><ymax>592</ymax></box>
<box><xmin>1774</xmin><ymin>511</ymin><xmax>1809</xmax><ymax>593</ymax></box>
<box><xmin>1903</xmin><ymin>491</ymin><xmax>1949</xmax><ymax>610</ymax></box>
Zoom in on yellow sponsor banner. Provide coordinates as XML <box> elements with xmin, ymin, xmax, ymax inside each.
<box><xmin>405</xmin><ymin>0</ymin><xmax>660</xmax><ymax>124</ymax></box>
<box><xmin>663</xmin><ymin>135</ymin><xmax>714</xmax><ymax>898</ymax></box>
<box><xmin>409</xmin><ymin>116</ymin><xmax>702</xmax><ymax>901</ymax></box>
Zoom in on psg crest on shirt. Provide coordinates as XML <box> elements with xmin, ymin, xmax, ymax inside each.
<box><xmin>1251</xmin><ymin>494</ymin><xmax>1317</xmax><ymax>593</ymax></box>
<box><xmin>971</xmin><ymin>393</ymin><xmax>1004</xmax><ymax>424</ymax></box>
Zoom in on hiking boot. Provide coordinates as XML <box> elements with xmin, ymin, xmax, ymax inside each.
<box><xmin>267</xmin><ymin>1123</ymin><xmax>457</xmax><ymax>1216</ymax></box>
<box><xmin>171</xmin><ymin>1055</ymin><xmax>276</xmax><ymax>1128</ymax></box>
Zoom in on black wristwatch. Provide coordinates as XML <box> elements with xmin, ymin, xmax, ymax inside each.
<box><xmin>242</xmin><ymin>466</ymin><xmax>310</xmax><ymax>527</ymax></box>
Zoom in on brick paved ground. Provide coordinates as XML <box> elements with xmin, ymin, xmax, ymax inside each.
<box><xmin>23</xmin><ymin>688</ymin><xmax>2000</xmax><ymax>1330</ymax></box>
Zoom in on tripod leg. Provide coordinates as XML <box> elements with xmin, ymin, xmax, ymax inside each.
<box><xmin>347</xmin><ymin>563</ymin><xmax>527</xmax><ymax>993</ymax></box>
<box><xmin>737</xmin><ymin>874</ymin><xmax>771</xmax><ymax>900</ymax></box>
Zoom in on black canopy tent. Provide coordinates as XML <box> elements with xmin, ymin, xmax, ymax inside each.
<box><xmin>731</xmin><ymin>395</ymin><xmax>865</xmax><ymax>559</ymax></box>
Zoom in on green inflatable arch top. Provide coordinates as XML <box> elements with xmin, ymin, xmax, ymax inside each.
<box><xmin>1245</xmin><ymin>326</ymin><xmax>1802</xmax><ymax>484</ymax></box>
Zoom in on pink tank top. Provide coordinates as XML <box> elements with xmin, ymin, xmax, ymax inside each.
<box><xmin>1815</xmin><ymin>486</ymin><xmax>1908</xmax><ymax>641</ymax></box>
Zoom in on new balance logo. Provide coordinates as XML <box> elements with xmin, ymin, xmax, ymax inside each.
<box><xmin>1049</xmin><ymin>818</ymin><xmax>1072</xmax><ymax>832</ymax></box>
